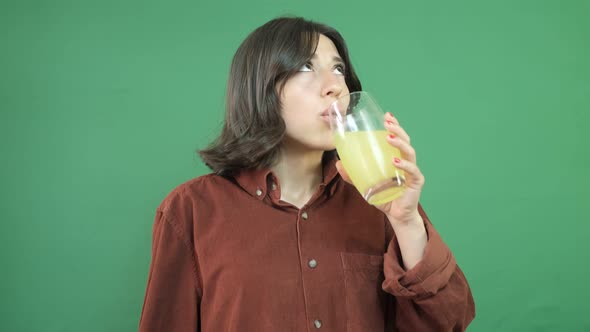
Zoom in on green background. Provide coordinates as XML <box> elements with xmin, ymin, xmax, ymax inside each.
<box><xmin>1</xmin><ymin>0</ymin><xmax>588</xmax><ymax>331</ymax></box>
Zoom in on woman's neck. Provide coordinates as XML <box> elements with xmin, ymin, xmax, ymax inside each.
<box><xmin>270</xmin><ymin>145</ymin><xmax>325</xmax><ymax>209</ymax></box>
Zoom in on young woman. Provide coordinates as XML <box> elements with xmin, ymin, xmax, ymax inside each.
<box><xmin>139</xmin><ymin>16</ymin><xmax>475</xmax><ymax>332</ymax></box>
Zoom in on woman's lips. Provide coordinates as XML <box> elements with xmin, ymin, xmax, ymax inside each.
<box><xmin>320</xmin><ymin>114</ymin><xmax>331</xmax><ymax>124</ymax></box>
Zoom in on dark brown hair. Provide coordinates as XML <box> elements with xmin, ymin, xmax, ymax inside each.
<box><xmin>199</xmin><ymin>16</ymin><xmax>362</xmax><ymax>176</ymax></box>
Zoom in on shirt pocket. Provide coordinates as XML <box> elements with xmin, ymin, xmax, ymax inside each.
<box><xmin>340</xmin><ymin>252</ymin><xmax>386</xmax><ymax>332</ymax></box>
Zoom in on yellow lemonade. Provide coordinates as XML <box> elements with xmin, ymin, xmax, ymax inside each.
<box><xmin>333</xmin><ymin>130</ymin><xmax>405</xmax><ymax>205</ymax></box>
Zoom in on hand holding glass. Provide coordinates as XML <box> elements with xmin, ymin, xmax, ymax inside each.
<box><xmin>329</xmin><ymin>91</ymin><xmax>406</xmax><ymax>205</ymax></box>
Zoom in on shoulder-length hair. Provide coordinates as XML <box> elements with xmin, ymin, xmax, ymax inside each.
<box><xmin>199</xmin><ymin>16</ymin><xmax>362</xmax><ymax>176</ymax></box>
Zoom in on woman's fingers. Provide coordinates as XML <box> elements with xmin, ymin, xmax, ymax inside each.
<box><xmin>384</xmin><ymin>114</ymin><xmax>410</xmax><ymax>144</ymax></box>
<box><xmin>386</xmin><ymin>133</ymin><xmax>416</xmax><ymax>164</ymax></box>
<box><xmin>384</xmin><ymin>112</ymin><xmax>399</xmax><ymax>125</ymax></box>
<box><xmin>384</xmin><ymin>121</ymin><xmax>411</xmax><ymax>144</ymax></box>
<box><xmin>392</xmin><ymin>157</ymin><xmax>425</xmax><ymax>190</ymax></box>
<box><xmin>383</xmin><ymin>113</ymin><xmax>422</xmax><ymax>188</ymax></box>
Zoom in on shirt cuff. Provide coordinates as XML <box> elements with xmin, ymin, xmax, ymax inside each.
<box><xmin>382</xmin><ymin>219</ymin><xmax>457</xmax><ymax>299</ymax></box>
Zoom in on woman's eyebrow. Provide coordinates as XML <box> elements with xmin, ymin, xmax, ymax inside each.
<box><xmin>310</xmin><ymin>54</ymin><xmax>344</xmax><ymax>63</ymax></box>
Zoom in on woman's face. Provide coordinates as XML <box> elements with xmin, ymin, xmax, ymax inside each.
<box><xmin>280</xmin><ymin>34</ymin><xmax>350</xmax><ymax>152</ymax></box>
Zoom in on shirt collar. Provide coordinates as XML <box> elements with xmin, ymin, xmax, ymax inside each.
<box><xmin>233</xmin><ymin>153</ymin><xmax>341</xmax><ymax>201</ymax></box>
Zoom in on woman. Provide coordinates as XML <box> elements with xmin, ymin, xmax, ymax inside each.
<box><xmin>139</xmin><ymin>16</ymin><xmax>475</xmax><ymax>331</ymax></box>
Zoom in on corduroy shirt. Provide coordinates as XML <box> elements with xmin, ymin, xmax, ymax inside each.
<box><xmin>139</xmin><ymin>157</ymin><xmax>475</xmax><ymax>331</ymax></box>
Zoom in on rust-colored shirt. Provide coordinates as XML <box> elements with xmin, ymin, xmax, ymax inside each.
<box><xmin>138</xmin><ymin>158</ymin><xmax>475</xmax><ymax>331</ymax></box>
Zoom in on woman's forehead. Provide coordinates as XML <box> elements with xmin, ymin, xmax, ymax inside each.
<box><xmin>312</xmin><ymin>35</ymin><xmax>342</xmax><ymax>60</ymax></box>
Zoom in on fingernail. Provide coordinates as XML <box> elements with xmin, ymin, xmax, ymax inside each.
<box><xmin>386</xmin><ymin>120</ymin><xmax>394</xmax><ymax>125</ymax></box>
<box><xmin>388</xmin><ymin>134</ymin><xmax>395</xmax><ymax>139</ymax></box>
<box><xmin>394</xmin><ymin>157</ymin><xmax>401</xmax><ymax>164</ymax></box>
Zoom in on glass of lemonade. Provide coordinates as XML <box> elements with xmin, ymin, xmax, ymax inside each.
<box><xmin>328</xmin><ymin>91</ymin><xmax>406</xmax><ymax>205</ymax></box>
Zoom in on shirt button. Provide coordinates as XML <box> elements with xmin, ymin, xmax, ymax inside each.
<box><xmin>301</xmin><ymin>211</ymin><xmax>308</xmax><ymax>220</ymax></box>
<box><xmin>255</xmin><ymin>188</ymin><xmax>263</xmax><ymax>196</ymax></box>
<box><xmin>308</xmin><ymin>259</ymin><xmax>317</xmax><ymax>268</ymax></box>
<box><xmin>313</xmin><ymin>319</ymin><xmax>322</xmax><ymax>328</ymax></box>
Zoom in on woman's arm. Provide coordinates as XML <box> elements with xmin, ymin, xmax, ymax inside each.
<box><xmin>382</xmin><ymin>205</ymin><xmax>476</xmax><ymax>331</ymax></box>
<box><xmin>387</xmin><ymin>210</ymin><xmax>427</xmax><ymax>270</ymax></box>
<box><xmin>138</xmin><ymin>210</ymin><xmax>202</xmax><ymax>332</ymax></box>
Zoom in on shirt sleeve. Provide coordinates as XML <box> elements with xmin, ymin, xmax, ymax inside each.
<box><xmin>138</xmin><ymin>209</ymin><xmax>202</xmax><ymax>332</ymax></box>
<box><xmin>382</xmin><ymin>204</ymin><xmax>476</xmax><ymax>331</ymax></box>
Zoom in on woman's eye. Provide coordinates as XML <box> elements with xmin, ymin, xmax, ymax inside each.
<box><xmin>299</xmin><ymin>62</ymin><xmax>313</xmax><ymax>72</ymax></box>
<box><xmin>334</xmin><ymin>64</ymin><xmax>346</xmax><ymax>75</ymax></box>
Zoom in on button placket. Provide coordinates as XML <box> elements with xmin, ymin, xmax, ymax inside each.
<box><xmin>308</xmin><ymin>259</ymin><xmax>317</xmax><ymax>269</ymax></box>
<box><xmin>299</xmin><ymin>205</ymin><xmax>323</xmax><ymax>330</ymax></box>
<box><xmin>313</xmin><ymin>319</ymin><xmax>322</xmax><ymax>328</ymax></box>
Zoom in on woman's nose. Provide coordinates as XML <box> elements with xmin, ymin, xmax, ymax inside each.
<box><xmin>320</xmin><ymin>71</ymin><xmax>344</xmax><ymax>97</ymax></box>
